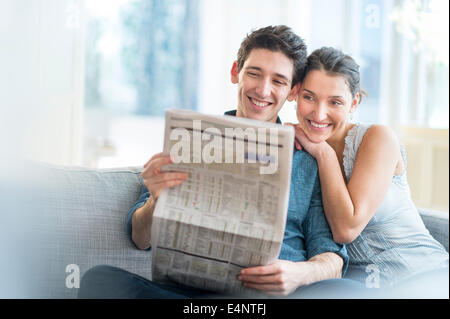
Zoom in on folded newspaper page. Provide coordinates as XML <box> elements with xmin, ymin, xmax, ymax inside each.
<box><xmin>151</xmin><ymin>109</ymin><xmax>294</xmax><ymax>295</ymax></box>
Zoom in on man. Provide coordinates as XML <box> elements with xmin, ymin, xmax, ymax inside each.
<box><xmin>78</xmin><ymin>25</ymin><xmax>362</xmax><ymax>299</ymax></box>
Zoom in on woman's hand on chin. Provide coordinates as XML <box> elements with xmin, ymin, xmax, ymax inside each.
<box><xmin>291</xmin><ymin>124</ymin><xmax>329</xmax><ymax>159</ymax></box>
<box><xmin>284</xmin><ymin>122</ymin><xmax>304</xmax><ymax>151</ymax></box>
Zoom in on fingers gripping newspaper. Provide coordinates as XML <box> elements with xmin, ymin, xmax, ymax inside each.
<box><xmin>151</xmin><ymin>109</ymin><xmax>294</xmax><ymax>295</ymax></box>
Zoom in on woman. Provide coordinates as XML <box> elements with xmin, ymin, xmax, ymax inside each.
<box><xmin>290</xmin><ymin>47</ymin><xmax>448</xmax><ymax>291</ymax></box>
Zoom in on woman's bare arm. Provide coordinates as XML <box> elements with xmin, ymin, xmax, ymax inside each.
<box><xmin>310</xmin><ymin>125</ymin><xmax>401</xmax><ymax>243</ymax></box>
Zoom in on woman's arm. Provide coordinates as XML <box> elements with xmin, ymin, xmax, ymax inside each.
<box><xmin>296</xmin><ymin>125</ymin><xmax>401</xmax><ymax>243</ymax></box>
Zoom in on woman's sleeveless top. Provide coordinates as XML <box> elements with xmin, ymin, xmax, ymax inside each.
<box><xmin>343</xmin><ymin>123</ymin><xmax>449</xmax><ymax>287</ymax></box>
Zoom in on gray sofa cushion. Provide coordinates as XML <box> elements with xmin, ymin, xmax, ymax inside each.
<box><xmin>418</xmin><ymin>208</ymin><xmax>449</xmax><ymax>252</ymax></box>
<box><xmin>36</xmin><ymin>165</ymin><xmax>151</xmax><ymax>298</ymax></box>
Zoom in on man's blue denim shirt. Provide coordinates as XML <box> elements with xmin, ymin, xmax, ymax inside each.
<box><xmin>280</xmin><ymin>150</ymin><xmax>348</xmax><ymax>275</ymax></box>
<box><xmin>126</xmin><ymin>112</ymin><xmax>348</xmax><ymax>275</ymax></box>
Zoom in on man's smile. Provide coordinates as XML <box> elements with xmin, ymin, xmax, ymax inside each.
<box><xmin>248</xmin><ymin>96</ymin><xmax>273</xmax><ymax>111</ymax></box>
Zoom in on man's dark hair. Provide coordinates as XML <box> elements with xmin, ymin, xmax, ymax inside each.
<box><xmin>237</xmin><ymin>25</ymin><xmax>307</xmax><ymax>87</ymax></box>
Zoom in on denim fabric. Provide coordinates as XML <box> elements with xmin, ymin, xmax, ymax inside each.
<box><xmin>279</xmin><ymin>150</ymin><xmax>348</xmax><ymax>273</ymax></box>
<box><xmin>126</xmin><ymin>184</ymin><xmax>151</xmax><ymax>251</ymax></box>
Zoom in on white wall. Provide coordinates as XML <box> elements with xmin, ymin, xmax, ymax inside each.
<box><xmin>0</xmin><ymin>0</ymin><xmax>84</xmax><ymax>167</ymax></box>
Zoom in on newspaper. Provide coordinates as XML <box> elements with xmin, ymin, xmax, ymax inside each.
<box><xmin>151</xmin><ymin>109</ymin><xmax>294</xmax><ymax>295</ymax></box>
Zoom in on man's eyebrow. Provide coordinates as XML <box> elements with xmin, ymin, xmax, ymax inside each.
<box><xmin>245</xmin><ymin>66</ymin><xmax>290</xmax><ymax>82</ymax></box>
<box><xmin>244</xmin><ymin>66</ymin><xmax>262</xmax><ymax>73</ymax></box>
<box><xmin>303</xmin><ymin>88</ymin><xmax>344</xmax><ymax>99</ymax></box>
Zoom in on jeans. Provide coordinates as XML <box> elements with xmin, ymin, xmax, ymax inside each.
<box><xmin>77</xmin><ymin>265</ymin><xmax>369</xmax><ymax>299</ymax></box>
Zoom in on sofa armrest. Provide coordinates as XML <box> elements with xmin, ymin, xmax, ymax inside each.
<box><xmin>419</xmin><ymin>208</ymin><xmax>449</xmax><ymax>252</ymax></box>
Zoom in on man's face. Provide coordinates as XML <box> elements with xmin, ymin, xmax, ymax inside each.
<box><xmin>232</xmin><ymin>48</ymin><xmax>299</xmax><ymax>123</ymax></box>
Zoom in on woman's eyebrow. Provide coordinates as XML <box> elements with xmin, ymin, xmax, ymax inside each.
<box><xmin>329</xmin><ymin>95</ymin><xmax>345</xmax><ymax>99</ymax></box>
<box><xmin>302</xmin><ymin>88</ymin><xmax>316</xmax><ymax>96</ymax></box>
<box><xmin>303</xmin><ymin>88</ymin><xmax>344</xmax><ymax>99</ymax></box>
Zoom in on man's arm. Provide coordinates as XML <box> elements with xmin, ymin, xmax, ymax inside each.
<box><xmin>131</xmin><ymin>194</ymin><xmax>156</xmax><ymax>250</ymax></box>
<box><xmin>126</xmin><ymin>185</ymin><xmax>151</xmax><ymax>249</ymax></box>
<box><xmin>303</xmin><ymin>165</ymin><xmax>349</xmax><ymax>275</ymax></box>
<box><xmin>306</xmin><ymin>252</ymin><xmax>343</xmax><ymax>282</ymax></box>
<box><xmin>238</xmin><ymin>252</ymin><xmax>342</xmax><ymax>296</ymax></box>
<box><xmin>128</xmin><ymin>152</ymin><xmax>188</xmax><ymax>250</ymax></box>
<box><xmin>239</xmin><ymin>155</ymin><xmax>345</xmax><ymax>296</ymax></box>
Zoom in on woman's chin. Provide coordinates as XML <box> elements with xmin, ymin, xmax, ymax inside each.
<box><xmin>305</xmin><ymin>134</ymin><xmax>327</xmax><ymax>144</ymax></box>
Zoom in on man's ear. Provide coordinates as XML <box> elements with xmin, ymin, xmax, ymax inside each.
<box><xmin>231</xmin><ymin>61</ymin><xmax>239</xmax><ymax>84</ymax></box>
<box><xmin>287</xmin><ymin>83</ymin><xmax>301</xmax><ymax>102</ymax></box>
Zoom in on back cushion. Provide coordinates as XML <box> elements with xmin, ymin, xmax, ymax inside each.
<box><xmin>33</xmin><ymin>165</ymin><xmax>152</xmax><ymax>298</ymax></box>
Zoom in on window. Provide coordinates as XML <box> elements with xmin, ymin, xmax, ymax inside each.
<box><xmin>390</xmin><ymin>0</ymin><xmax>449</xmax><ymax>128</ymax></box>
<box><xmin>307</xmin><ymin>0</ymin><xmax>395</xmax><ymax>125</ymax></box>
<box><xmin>81</xmin><ymin>0</ymin><xmax>448</xmax><ymax>169</ymax></box>
<box><xmin>307</xmin><ymin>0</ymin><xmax>449</xmax><ymax>129</ymax></box>
<box><xmin>83</xmin><ymin>0</ymin><xmax>200</xmax><ymax>167</ymax></box>
<box><xmin>84</xmin><ymin>0</ymin><xmax>200</xmax><ymax>115</ymax></box>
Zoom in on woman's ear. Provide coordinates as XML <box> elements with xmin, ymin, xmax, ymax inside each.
<box><xmin>350</xmin><ymin>92</ymin><xmax>360</xmax><ymax>113</ymax></box>
<box><xmin>230</xmin><ymin>61</ymin><xmax>239</xmax><ymax>84</ymax></box>
<box><xmin>287</xmin><ymin>82</ymin><xmax>301</xmax><ymax>102</ymax></box>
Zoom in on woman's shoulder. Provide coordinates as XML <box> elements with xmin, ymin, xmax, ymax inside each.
<box><xmin>347</xmin><ymin>123</ymin><xmax>398</xmax><ymax>148</ymax></box>
<box><xmin>361</xmin><ymin>124</ymin><xmax>399</xmax><ymax>150</ymax></box>
<box><xmin>344</xmin><ymin>123</ymin><xmax>401</xmax><ymax>179</ymax></box>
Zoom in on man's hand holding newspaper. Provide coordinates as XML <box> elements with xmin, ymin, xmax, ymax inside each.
<box><xmin>150</xmin><ymin>109</ymin><xmax>294</xmax><ymax>295</ymax></box>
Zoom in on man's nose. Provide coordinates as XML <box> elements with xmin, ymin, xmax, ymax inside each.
<box><xmin>255</xmin><ymin>78</ymin><xmax>272</xmax><ymax>98</ymax></box>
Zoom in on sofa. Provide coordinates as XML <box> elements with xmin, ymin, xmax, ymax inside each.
<box><xmin>27</xmin><ymin>165</ymin><xmax>449</xmax><ymax>298</ymax></box>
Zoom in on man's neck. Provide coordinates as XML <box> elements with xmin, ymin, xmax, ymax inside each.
<box><xmin>235</xmin><ymin>109</ymin><xmax>244</xmax><ymax>119</ymax></box>
<box><xmin>234</xmin><ymin>109</ymin><xmax>280</xmax><ymax>124</ymax></box>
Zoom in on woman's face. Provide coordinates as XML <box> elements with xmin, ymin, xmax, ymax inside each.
<box><xmin>296</xmin><ymin>69</ymin><xmax>358</xmax><ymax>143</ymax></box>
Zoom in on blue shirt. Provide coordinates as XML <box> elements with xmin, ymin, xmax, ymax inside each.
<box><xmin>126</xmin><ymin>111</ymin><xmax>348</xmax><ymax>274</ymax></box>
<box><xmin>280</xmin><ymin>150</ymin><xmax>348</xmax><ymax>275</ymax></box>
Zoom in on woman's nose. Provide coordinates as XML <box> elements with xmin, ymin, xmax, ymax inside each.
<box><xmin>313</xmin><ymin>103</ymin><xmax>328</xmax><ymax>122</ymax></box>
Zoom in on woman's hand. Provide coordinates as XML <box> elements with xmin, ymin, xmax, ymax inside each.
<box><xmin>238</xmin><ymin>259</ymin><xmax>312</xmax><ymax>296</ymax></box>
<box><xmin>284</xmin><ymin>123</ymin><xmax>303</xmax><ymax>151</ymax></box>
<box><xmin>285</xmin><ymin>123</ymin><xmax>330</xmax><ymax>159</ymax></box>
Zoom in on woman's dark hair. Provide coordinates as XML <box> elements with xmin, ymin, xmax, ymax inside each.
<box><xmin>237</xmin><ymin>25</ymin><xmax>307</xmax><ymax>87</ymax></box>
<box><xmin>302</xmin><ymin>47</ymin><xmax>367</xmax><ymax>103</ymax></box>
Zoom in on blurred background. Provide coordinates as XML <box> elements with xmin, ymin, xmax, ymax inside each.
<box><xmin>1</xmin><ymin>0</ymin><xmax>448</xmax><ymax>212</ymax></box>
